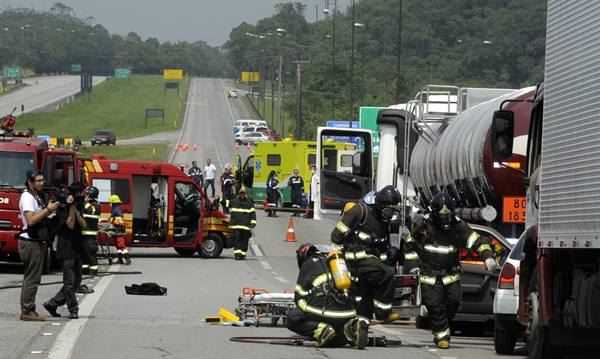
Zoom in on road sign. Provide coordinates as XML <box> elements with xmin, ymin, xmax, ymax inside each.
<box><xmin>114</xmin><ymin>68</ymin><xmax>131</xmax><ymax>79</ymax></box>
<box><xmin>359</xmin><ymin>106</ymin><xmax>385</xmax><ymax>155</ymax></box>
<box><xmin>163</xmin><ymin>69</ymin><xmax>184</xmax><ymax>81</ymax></box>
<box><xmin>71</xmin><ymin>64</ymin><xmax>82</xmax><ymax>73</ymax></box>
<box><xmin>3</xmin><ymin>67</ymin><xmax>21</xmax><ymax>79</ymax></box>
<box><xmin>241</xmin><ymin>71</ymin><xmax>260</xmax><ymax>82</ymax></box>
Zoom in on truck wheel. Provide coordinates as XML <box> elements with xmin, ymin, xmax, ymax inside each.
<box><xmin>174</xmin><ymin>248</ymin><xmax>195</xmax><ymax>257</ymax></box>
<box><xmin>494</xmin><ymin>315</ymin><xmax>517</xmax><ymax>355</ymax></box>
<box><xmin>199</xmin><ymin>233</ymin><xmax>224</xmax><ymax>258</ymax></box>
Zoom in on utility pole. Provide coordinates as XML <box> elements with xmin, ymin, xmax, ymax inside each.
<box><xmin>271</xmin><ymin>64</ymin><xmax>275</xmax><ymax>127</ymax></box>
<box><xmin>263</xmin><ymin>64</ymin><xmax>267</xmax><ymax>120</ymax></box>
<box><xmin>293</xmin><ymin>60</ymin><xmax>310</xmax><ymax>139</ymax></box>
<box><xmin>395</xmin><ymin>0</ymin><xmax>403</xmax><ymax>103</ymax></box>
<box><xmin>277</xmin><ymin>55</ymin><xmax>284</xmax><ymax>136</ymax></box>
<box><xmin>332</xmin><ymin>0</ymin><xmax>337</xmax><ymax>121</ymax></box>
<box><xmin>350</xmin><ymin>0</ymin><xmax>356</xmax><ymax>120</ymax></box>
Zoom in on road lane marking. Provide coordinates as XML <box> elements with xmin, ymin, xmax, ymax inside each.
<box><xmin>47</xmin><ymin>268</ymin><xmax>116</xmax><ymax>359</ymax></box>
<box><xmin>260</xmin><ymin>261</ymin><xmax>272</xmax><ymax>270</ymax></box>
<box><xmin>274</xmin><ymin>276</ymin><xmax>289</xmax><ymax>284</ymax></box>
<box><xmin>250</xmin><ymin>239</ymin><xmax>263</xmax><ymax>257</ymax></box>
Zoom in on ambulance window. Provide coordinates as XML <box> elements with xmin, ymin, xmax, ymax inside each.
<box><xmin>340</xmin><ymin>155</ymin><xmax>353</xmax><ymax>168</ymax></box>
<box><xmin>307</xmin><ymin>154</ymin><xmax>316</xmax><ymax>167</ymax></box>
<box><xmin>323</xmin><ymin>149</ymin><xmax>337</xmax><ymax>171</ymax></box>
<box><xmin>93</xmin><ymin>178</ymin><xmax>130</xmax><ymax>203</ymax></box>
<box><xmin>267</xmin><ymin>154</ymin><xmax>281</xmax><ymax>166</ymax></box>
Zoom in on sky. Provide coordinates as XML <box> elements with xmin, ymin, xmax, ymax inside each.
<box><xmin>0</xmin><ymin>0</ymin><xmax>351</xmax><ymax>46</ymax></box>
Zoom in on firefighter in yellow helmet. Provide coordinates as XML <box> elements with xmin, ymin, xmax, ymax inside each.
<box><xmin>109</xmin><ymin>194</ymin><xmax>131</xmax><ymax>265</ymax></box>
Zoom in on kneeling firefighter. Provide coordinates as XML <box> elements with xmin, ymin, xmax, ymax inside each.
<box><xmin>287</xmin><ymin>243</ymin><xmax>369</xmax><ymax>349</ymax></box>
<box><xmin>330</xmin><ymin>185</ymin><xmax>402</xmax><ymax>322</ymax></box>
<box><xmin>406</xmin><ymin>192</ymin><xmax>498</xmax><ymax>349</ymax></box>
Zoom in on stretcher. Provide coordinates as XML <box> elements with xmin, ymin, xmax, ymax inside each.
<box><xmin>235</xmin><ymin>287</ymin><xmax>296</xmax><ymax>327</ymax></box>
<box><xmin>96</xmin><ymin>221</ymin><xmax>122</xmax><ymax>265</ymax></box>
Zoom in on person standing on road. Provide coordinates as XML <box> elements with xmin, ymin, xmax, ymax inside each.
<box><xmin>229</xmin><ymin>187</ymin><xmax>256</xmax><ymax>260</ymax></box>
<box><xmin>266</xmin><ymin>170</ymin><xmax>280</xmax><ymax>217</ymax></box>
<box><xmin>288</xmin><ymin>168</ymin><xmax>304</xmax><ymax>216</ymax></box>
<box><xmin>109</xmin><ymin>195</ymin><xmax>131</xmax><ymax>265</ymax></box>
<box><xmin>287</xmin><ymin>243</ymin><xmax>369</xmax><ymax>349</ymax></box>
<box><xmin>203</xmin><ymin>159</ymin><xmax>217</xmax><ymax>198</ymax></box>
<box><xmin>330</xmin><ymin>186</ymin><xmax>401</xmax><ymax>324</ymax></box>
<box><xmin>306</xmin><ymin>165</ymin><xmax>318</xmax><ymax>218</ymax></box>
<box><xmin>406</xmin><ymin>192</ymin><xmax>498</xmax><ymax>349</ymax></box>
<box><xmin>43</xmin><ymin>185</ymin><xmax>86</xmax><ymax>320</ymax></box>
<box><xmin>81</xmin><ymin>186</ymin><xmax>100</xmax><ymax>277</ymax></box>
<box><xmin>220</xmin><ymin>163</ymin><xmax>236</xmax><ymax>213</ymax></box>
<box><xmin>18</xmin><ymin>171</ymin><xmax>59</xmax><ymax>321</ymax></box>
<box><xmin>188</xmin><ymin>161</ymin><xmax>203</xmax><ymax>187</ymax></box>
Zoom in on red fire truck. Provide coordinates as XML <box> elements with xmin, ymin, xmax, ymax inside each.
<box><xmin>0</xmin><ymin>132</ymin><xmax>81</xmax><ymax>269</ymax></box>
<box><xmin>83</xmin><ymin>158</ymin><xmax>232</xmax><ymax>258</ymax></box>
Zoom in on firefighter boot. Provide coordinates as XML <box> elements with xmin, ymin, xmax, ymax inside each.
<box><xmin>437</xmin><ymin>339</ymin><xmax>450</xmax><ymax>349</ymax></box>
<box><xmin>117</xmin><ymin>252</ymin><xmax>124</xmax><ymax>265</ymax></box>
<box><xmin>344</xmin><ymin>317</ymin><xmax>369</xmax><ymax>349</ymax></box>
<box><xmin>124</xmin><ymin>253</ymin><xmax>132</xmax><ymax>265</ymax></box>
<box><xmin>314</xmin><ymin>323</ymin><xmax>336</xmax><ymax>347</ymax></box>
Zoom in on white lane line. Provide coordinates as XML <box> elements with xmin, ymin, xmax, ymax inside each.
<box><xmin>30</xmin><ymin>350</ymin><xmax>44</xmax><ymax>354</ymax></box>
<box><xmin>260</xmin><ymin>261</ymin><xmax>272</xmax><ymax>270</ymax></box>
<box><xmin>274</xmin><ymin>276</ymin><xmax>289</xmax><ymax>284</ymax></box>
<box><xmin>169</xmin><ymin>78</ymin><xmax>195</xmax><ymax>163</ymax></box>
<box><xmin>47</xmin><ymin>269</ymin><xmax>116</xmax><ymax>359</ymax></box>
<box><xmin>250</xmin><ymin>239</ymin><xmax>263</xmax><ymax>257</ymax></box>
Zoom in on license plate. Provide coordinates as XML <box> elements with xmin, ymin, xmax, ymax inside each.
<box><xmin>502</xmin><ymin>196</ymin><xmax>527</xmax><ymax>224</ymax></box>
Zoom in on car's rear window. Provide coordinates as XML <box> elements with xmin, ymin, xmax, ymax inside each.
<box><xmin>509</xmin><ymin>237</ymin><xmax>526</xmax><ymax>260</ymax></box>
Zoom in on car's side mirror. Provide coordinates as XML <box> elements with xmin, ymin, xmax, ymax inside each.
<box><xmin>491</xmin><ymin>110</ymin><xmax>515</xmax><ymax>161</ymax></box>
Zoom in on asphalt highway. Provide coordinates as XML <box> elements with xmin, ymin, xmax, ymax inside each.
<box><xmin>0</xmin><ymin>78</ymin><xmax>537</xmax><ymax>359</ymax></box>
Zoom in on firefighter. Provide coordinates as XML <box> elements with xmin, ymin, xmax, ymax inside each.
<box><xmin>109</xmin><ymin>194</ymin><xmax>131</xmax><ymax>265</ymax></box>
<box><xmin>287</xmin><ymin>243</ymin><xmax>369</xmax><ymax>349</ymax></box>
<box><xmin>266</xmin><ymin>170</ymin><xmax>280</xmax><ymax>217</ymax></box>
<box><xmin>229</xmin><ymin>187</ymin><xmax>256</xmax><ymax>260</ymax></box>
<box><xmin>81</xmin><ymin>186</ymin><xmax>100</xmax><ymax>277</ymax></box>
<box><xmin>188</xmin><ymin>160</ymin><xmax>203</xmax><ymax>187</ymax></box>
<box><xmin>288</xmin><ymin>168</ymin><xmax>304</xmax><ymax>216</ymax></box>
<box><xmin>406</xmin><ymin>192</ymin><xmax>498</xmax><ymax>349</ymax></box>
<box><xmin>330</xmin><ymin>185</ymin><xmax>402</xmax><ymax>323</ymax></box>
<box><xmin>220</xmin><ymin>163</ymin><xmax>236</xmax><ymax>214</ymax></box>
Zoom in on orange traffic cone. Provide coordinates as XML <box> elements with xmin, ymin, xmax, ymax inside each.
<box><xmin>286</xmin><ymin>217</ymin><xmax>297</xmax><ymax>242</ymax></box>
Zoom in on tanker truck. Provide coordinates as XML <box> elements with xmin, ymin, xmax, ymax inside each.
<box><xmin>489</xmin><ymin>1</ymin><xmax>600</xmax><ymax>358</ymax></box>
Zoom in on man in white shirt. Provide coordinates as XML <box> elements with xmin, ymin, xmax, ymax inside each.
<box><xmin>203</xmin><ymin>159</ymin><xmax>217</xmax><ymax>198</ymax></box>
<box><xmin>19</xmin><ymin>171</ymin><xmax>59</xmax><ymax>321</ymax></box>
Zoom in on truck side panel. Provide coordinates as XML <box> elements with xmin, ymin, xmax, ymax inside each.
<box><xmin>539</xmin><ymin>1</ymin><xmax>600</xmax><ymax>249</ymax></box>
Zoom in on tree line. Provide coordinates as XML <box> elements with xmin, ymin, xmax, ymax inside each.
<box><xmin>224</xmin><ymin>1</ymin><xmax>547</xmax><ymax>139</ymax></box>
<box><xmin>0</xmin><ymin>3</ymin><xmax>233</xmax><ymax>77</ymax></box>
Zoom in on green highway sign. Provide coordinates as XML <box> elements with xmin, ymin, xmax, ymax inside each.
<box><xmin>4</xmin><ymin>67</ymin><xmax>21</xmax><ymax>79</ymax></box>
<box><xmin>114</xmin><ymin>68</ymin><xmax>131</xmax><ymax>79</ymax></box>
<box><xmin>359</xmin><ymin>106</ymin><xmax>385</xmax><ymax>154</ymax></box>
<box><xmin>71</xmin><ymin>64</ymin><xmax>82</xmax><ymax>73</ymax></box>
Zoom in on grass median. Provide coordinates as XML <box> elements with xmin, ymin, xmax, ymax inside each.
<box><xmin>17</xmin><ymin>75</ymin><xmax>189</xmax><ymax>140</ymax></box>
<box><xmin>79</xmin><ymin>144</ymin><xmax>169</xmax><ymax>161</ymax></box>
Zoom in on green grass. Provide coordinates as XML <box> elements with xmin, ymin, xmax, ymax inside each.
<box><xmin>78</xmin><ymin>144</ymin><xmax>169</xmax><ymax>161</ymax></box>
<box><xmin>249</xmin><ymin>95</ymin><xmax>295</xmax><ymax>137</ymax></box>
<box><xmin>18</xmin><ymin>75</ymin><xmax>190</xmax><ymax>140</ymax></box>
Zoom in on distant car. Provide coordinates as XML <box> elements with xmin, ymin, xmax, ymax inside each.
<box><xmin>235</xmin><ymin>132</ymin><xmax>268</xmax><ymax>145</ymax></box>
<box><xmin>91</xmin><ymin>129</ymin><xmax>116</xmax><ymax>146</ymax></box>
<box><xmin>228</xmin><ymin>90</ymin><xmax>238</xmax><ymax>98</ymax></box>
<box><xmin>493</xmin><ymin>232</ymin><xmax>526</xmax><ymax>355</ymax></box>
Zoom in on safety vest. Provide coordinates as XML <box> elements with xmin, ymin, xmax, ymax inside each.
<box><xmin>82</xmin><ymin>201</ymin><xmax>100</xmax><ymax>237</ymax></box>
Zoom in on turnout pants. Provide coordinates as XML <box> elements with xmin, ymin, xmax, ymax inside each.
<box><xmin>233</xmin><ymin>229</ymin><xmax>251</xmax><ymax>257</ymax></box>
<box><xmin>420</xmin><ymin>278</ymin><xmax>461</xmax><ymax>343</ymax></box>
<box><xmin>80</xmin><ymin>235</ymin><xmax>98</xmax><ymax>273</ymax></box>
<box><xmin>18</xmin><ymin>240</ymin><xmax>47</xmax><ymax>313</ymax></box>
<box><xmin>349</xmin><ymin>257</ymin><xmax>394</xmax><ymax>320</ymax></box>
<box><xmin>287</xmin><ymin>308</ymin><xmax>348</xmax><ymax>347</ymax></box>
<box><xmin>47</xmin><ymin>257</ymin><xmax>82</xmax><ymax>313</ymax></box>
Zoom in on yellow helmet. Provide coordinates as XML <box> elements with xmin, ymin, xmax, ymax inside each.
<box><xmin>109</xmin><ymin>194</ymin><xmax>122</xmax><ymax>204</ymax></box>
<box><xmin>343</xmin><ymin>202</ymin><xmax>357</xmax><ymax>214</ymax></box>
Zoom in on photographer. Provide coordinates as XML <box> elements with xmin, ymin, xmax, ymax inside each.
<box><xmin>43</xmin><ymin>184</ymin><xmax>86</xmax><ymax>319</ymax></box>
<box><xmin>18</xmin><ymin>171</ymin><xmax>59</xmax><ymax>322</ymax></box>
